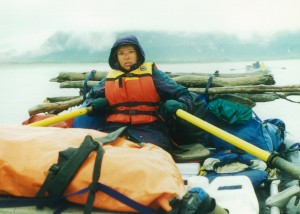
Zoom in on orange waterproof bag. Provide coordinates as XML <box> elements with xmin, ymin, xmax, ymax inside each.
<box><xmin>0</xmin><ymin>125</ymin><xmax>184</xmax><ymax>212</ymax></box>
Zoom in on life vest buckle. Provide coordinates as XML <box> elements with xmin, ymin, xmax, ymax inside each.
<box><xmin>128</xmin><ymin>110</ymin><xmax>136</xmax><ymax>115</ymax></box>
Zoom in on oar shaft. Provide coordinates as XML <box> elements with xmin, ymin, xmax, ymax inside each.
<box><xmin>176</xmin><ymin>109</ymin><xmax>300</xmax><ymax>180</ymax></box>
<box><xmin>176</xmin><ymin>109</ymin><xmax>270</xmax><ymax>162</ymax></box>
<box><xmin>272</xmin><ymin>156</ymin><xmax>300</xmax><ymax>180</ymax></box>
<box><xmin>28</xmin><ymin>107</ymin><xmax>92</xmax><ymax>127</ymax></box>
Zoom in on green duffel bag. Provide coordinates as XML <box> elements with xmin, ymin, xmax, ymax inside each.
<box><xmin>208</xmin><ymin>98</ymin><xmax>253</xmax><ymax>125</ymax></box>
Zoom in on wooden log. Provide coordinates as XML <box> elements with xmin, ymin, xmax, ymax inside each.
<box><xmin>59</xmin><ymin>74</ymin><xmax>275</xmax><ymax>89</ymax></box>
<box><xmin>30</xmin><ymin>90</ymin><xmax>300</xmax><ymax>115</ymax></box>
<box><xmin>60</xmin><ymin>81</ymin><xmax>99</xmax><ymax>89</ymax></box>
<box><xmin>211</xmin><ymin>92</ymin><xmax>300</xmax><ymax>104</ymax></box>
<box><xmin>45</xmin><ymin>96</ymin><xmax>81</xmax><ymax>103</ymax></box>
<box><xmin>50</xmin><ymin>71</ymin><xmax>108</xmax><ymax>83</ymax></box>
<box><xmin>50</xmin><ymin>70</ymin><xmax>270</xmax><ymax>82</ymax></box>
<box><xmin>210</xmin><ymin>93</ymin><xmax>281</xmax><ymax>103</ymax></box>
<box><xmin>165</xmin><ymin>69</ymin><xmax>270</xmax><ymax>78</ymax></box>
<box><xmin>228</xmin><ymin>93</ymin><xmax>279</xmax><ymax>102</ymax></box>
<box><xmin>209</xmin><ymin>94</ymin><xmax>256</xmax><ymax>108</ymax></box>
<box><xmin>28</xmin><ymin>96</ymin><xmax>84</xmax><ymax>116</ymax></box>
<box><xmin>172</xmin><ymin>74</ymin><xmax>275</xmax><ymax>87</ymax></box>
<box><xmin>189</xmin><ymin>85</ymin><xmax>300</xmax><ymax>94</ymax></box>
<box><xmin>45</xmin><ymin>92</ymin><xmax>300</xmax><ymax>107</ymax></box>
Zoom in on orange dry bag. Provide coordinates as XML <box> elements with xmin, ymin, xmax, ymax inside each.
<box><xmin>0</xmin><ymin>125</ymin><xmax>185</xmax><ymax>212</ymax></box>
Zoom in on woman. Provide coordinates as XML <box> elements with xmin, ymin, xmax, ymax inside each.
<box><xmin>84</xmin><ymin>35</ymin><xmax>193</xmax><ymax>149</ymax></box>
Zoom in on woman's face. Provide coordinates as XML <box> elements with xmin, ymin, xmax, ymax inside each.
<box><xmin>116</xmin><ymin>45</ymin><xmax>138</xmax><ymax>71</ymax></box>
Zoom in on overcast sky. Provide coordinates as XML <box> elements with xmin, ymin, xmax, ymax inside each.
<box><xmin>1</xmin><ymin>0</ymin><xmax>300</xmax><ymax>54</ymax></box>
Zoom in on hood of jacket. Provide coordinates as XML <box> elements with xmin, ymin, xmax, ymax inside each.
<box><xmin>108</xmin><ymin>35</ymin><xmax>145</xmax><ymax>71</ymax></box>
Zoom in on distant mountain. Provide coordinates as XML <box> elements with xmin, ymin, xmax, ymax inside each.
<box><xmin>10</xmin><ymin>30</ymin><xmax>300</xmax><ymax>63</ymax></box>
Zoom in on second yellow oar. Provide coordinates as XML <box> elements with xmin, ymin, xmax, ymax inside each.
<box><xmin>28</xmin><ymin>107</ymin><xmax>93</xmax><ymax>127</ymax></box>
<box><xmin>176</xmin><ymin>109</ymin><xmax>300</xmax><ymax>180</ymax></box>
<box><xmin>176</xmin><ymin>109</ymin><xmax>270</xmax><ymax>161</ymax></box>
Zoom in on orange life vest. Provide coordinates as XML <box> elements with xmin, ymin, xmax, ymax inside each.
<box><xmin>105</xmin><ymin>62</ymin><xmax>160</xmax><ymax>124</ymax></box>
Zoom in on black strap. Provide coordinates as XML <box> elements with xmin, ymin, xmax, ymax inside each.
<box><xmin>36</xmin><ymin>136</ymin><xmax>99</xmax><ymax>199</ymax></box>
<box><xmin>36</xmin><ymin>127</ymin><xmax>127</xmax><ymax>209</ymax></box>
<box><xmin>83</xmin><ymin>70</ymin><xmax>96</xmax><ymax>100</ymax></box>
<box><xmin>83</xmin><ymin>127</ymin><xmax>129</xmax><ymax>213</ymax></box>
<box><xmin>96</xmin><ymin>182</ymin><xmax>158</xmax><ymax>214</ymax></box>
<box><xmin>94</xmin><ymin>126</ymin><xmax>127</xmax><ymax>144</ymax></box>
<box><xmin>84</xmin><ymin>143</ymin><xmax>105</xmax><ymax>214</ymax></box>
<box><xmin>0</xmin><ymin>181</ymin><xmax>158</xmax><ymax>214</ymax></box>
<box><xmin>106</xmin><ymin>72</ymin><xmax>152</xmax><ymax>81</ymax></box>
<box><xmin>205</xmin><ymin>70</ymin><xmax>219</xmax><ymax>102</ymax></box>
<box><xmin>106</xmin><ymin>72</ymin><xmax>152</xmax><ymax>88</ymax></box>
<box><xmin>118</xmin><ymin>74</ymin><xmax>125</xmax><ymax>88</ymax></box>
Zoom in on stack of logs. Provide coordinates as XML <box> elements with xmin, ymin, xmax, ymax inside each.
<box><xmin>28</xmin><ymin>69</ymin><xmax>300</xmax><ymax>116</ymax></box>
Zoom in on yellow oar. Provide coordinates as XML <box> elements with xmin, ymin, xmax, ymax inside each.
<box><xmin>176</xmin><ymin>109</ymin><xmax>270</xmax><ymax>161</ymax></box>
<box><xmin>28</xmin><ymin>107</ymin><xmax>93</xmax><ymax>127</ymax></box>
<box><xmin>176</xmin><ymin>109</ymin><xmax>300</xmax><ymax>180</ymax></box>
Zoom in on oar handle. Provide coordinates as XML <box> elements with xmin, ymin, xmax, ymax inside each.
<box><xmin>28</xmin><ymin>107</ymin><xmax>93</xmax><ymax>127</ymax></box>
<box><xmin>272</xmin><ymin>156</ymin><xmax>300</xmax><ymax>180</ymax></box>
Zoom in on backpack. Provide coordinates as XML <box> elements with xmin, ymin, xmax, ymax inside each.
<box><xmin>205</xmin><ymin>112</ymin><xmax>285</xmax><ymax>152</ymax></box>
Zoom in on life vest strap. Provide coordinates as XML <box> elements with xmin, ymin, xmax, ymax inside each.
<box><xmin>111</xmin><ymin>109</ymin><xmax>158</xmax><ymax>116</ymax></box>
<box><xmin>111</xmin><ymin>101</ymin><xmax>160</xmax><ymax>108</ymax></box>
